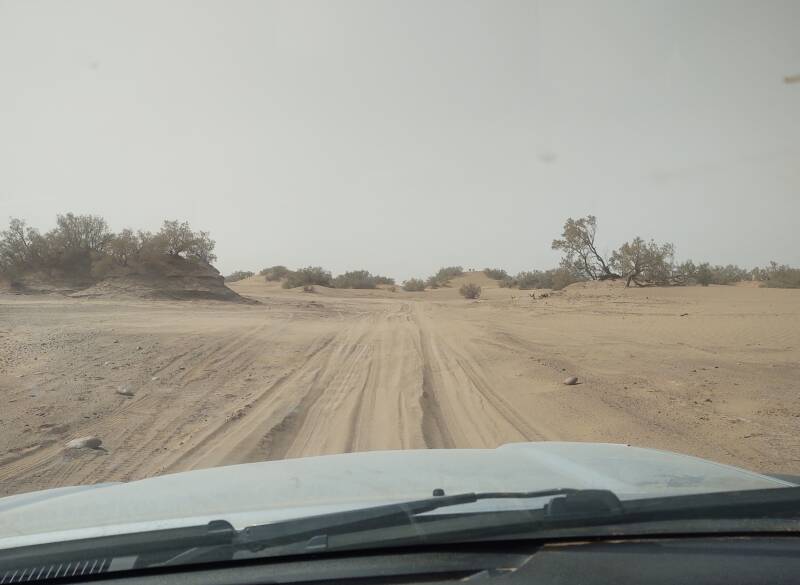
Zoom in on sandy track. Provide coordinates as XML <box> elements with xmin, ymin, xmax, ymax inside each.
<box><xmin>1</xmin><ymin>279</ymin><xmax>799</xmax><ymax>496</ymax></box>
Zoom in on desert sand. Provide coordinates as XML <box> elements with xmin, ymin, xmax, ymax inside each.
<box><xmin>1</xmin><ymin>273</ymin><xmax>798</xmax><ymax>496</ymax></box>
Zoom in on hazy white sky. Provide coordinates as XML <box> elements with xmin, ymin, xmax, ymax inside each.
<box><xmin>1</xmin><ymin>0</ymin><xmax>798</xmax><ymax>279</ymax></box>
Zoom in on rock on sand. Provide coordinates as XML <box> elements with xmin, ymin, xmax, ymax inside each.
<box><xmin>563</xmin><ymin>376</ymin><xmax>579</xmax><ymax>386</ymax></box>
<box><xmin>66</xmin><ymin>436</ymin><xmax>103</xmax><ymax>450</ymax></box>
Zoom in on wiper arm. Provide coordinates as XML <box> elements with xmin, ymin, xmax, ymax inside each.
<box><xmin>0</xmin><ymin>520</ymin><xmax>236</xmax><ymax>571</ymax></box>
<box><xmin>237</xmin><ymin>488</ymin><xmax>589</xmax><ymax>551</ymax></box>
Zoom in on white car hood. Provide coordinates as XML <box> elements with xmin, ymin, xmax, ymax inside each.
<box><xmin>0</xmin><ymin>442</ymin><xmax>792</xmax><ymax>550</ymax></box>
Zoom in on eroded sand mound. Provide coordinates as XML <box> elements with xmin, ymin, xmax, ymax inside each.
<box><xmin>5</xmin><ymin>256</ymin><xmax>247</xmax><ymax>302</ymax></box>
<box><xmin>72</xmin><ymin>257</ymin><xmax>248</xmax><ymax>302</ymax></box>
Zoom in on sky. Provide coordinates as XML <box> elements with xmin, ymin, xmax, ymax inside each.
<box><xmin>1</xmin><ymin>0</ymin><xmax>798</xmax><ymax>279</ymax></box>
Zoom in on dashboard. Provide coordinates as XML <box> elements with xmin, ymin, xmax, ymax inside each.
<box><xmin>36</xmin><ymin>536</ymin><xmax>800</xmax><ymax>585</ymax></box>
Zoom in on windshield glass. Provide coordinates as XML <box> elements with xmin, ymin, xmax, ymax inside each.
<box><xmin>1</xmin><ymin>0</ymin><xmax>799</xmax><ymax>574</ymax></box>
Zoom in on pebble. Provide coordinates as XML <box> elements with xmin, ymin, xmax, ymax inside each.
<box><xmin>116</xmin><ymin>386</ymin><xmax>135</xmax><ymax>397</ymax></box>
<box><xmin>66</xmin><ymin>436</ymin><xmax>102</xmax><ymax>450</ymax></box>
<box><xmin>563</xmin><ymin>376</ymin><xmax>579</xmax><ymax>386</ymax></box>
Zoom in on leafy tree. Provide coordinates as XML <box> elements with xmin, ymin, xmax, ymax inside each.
<box><xmin>53</xmin><ymin>213</ymin><xmax>112</xmax><ymax>253</ymax></box>
<box><xmin>157</xmin><ymin>220</ymin><xmax>216</xmax><ymax>263</ymax></box>
<box><xmin>108</xmin><ymin>229</ymin><xmax>141</xmax><ymax>266</ymax></box>
<box><xmin>373</xmin><ymin>275</ymin><xmax>395</xmax><ymax>285</ymax></box>
<box><xmin>552</xmin><ymin>215</ymin><xmax>615</xmax><ymax>280</ymax></box>
<box><xmin>0</xmin><ymin>218</ymin><xmax>42</xmax><ymax>271</ymax></box>
<box><xmin>610</xmin><ymin>237</ymin><xmax>675</xmax><ymax>287</ymax></box>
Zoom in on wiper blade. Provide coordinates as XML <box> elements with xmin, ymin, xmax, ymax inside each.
<box><xmin>237</xmin><ymin>488</ymin><xmax>591</xmax><ymax>551</ymax></box>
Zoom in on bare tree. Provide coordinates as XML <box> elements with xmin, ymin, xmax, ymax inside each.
<box><xmin>551</xmin><ymin>216</ymin><xmax>616</xmax><ymax>280</ymax></box>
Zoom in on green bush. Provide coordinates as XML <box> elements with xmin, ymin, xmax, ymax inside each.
<box><xmin>332</xmin><ymin>270</ymin><xmax>377</xmax><ymax>289</ymax></box>
<box><xmin>225</xmin><ymin>270</ymin><xmax>254</xmax><ymax>283</ymax></box>
<box><xmin>459</xmin><ymin>283</ymin><xmax>481</xmax><ymax>299</ymax></box>
<box><xmin>402</xmin><ymin>278</ymin><xmax>426</xmax><ymax>291</ymax></box>
<box><xmin>484</xmin><ymin>268</ymin><xmax>508</xmax><ymax>280</ymax></box>
<box><xmin>283</xmin><ymin>266</ymin><xmax>332</xmax><ymax>288</ymax></box>
<box><xmin>373</xmin><ymin>275</ymin><xmax>395</xmax><ymax>285</ymax></box>
<box><xmin>260</xmin><ymin>265</ymin><xmax>291</xmax><ymax>281</ymax></box>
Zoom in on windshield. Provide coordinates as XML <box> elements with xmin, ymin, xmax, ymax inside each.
<box><xmin>1</xmin><ymin>0</ymin><xmax>799</xmax><ymax>574</ymax></box>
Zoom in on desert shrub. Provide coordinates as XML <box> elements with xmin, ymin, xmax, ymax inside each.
<box><xmin>225</xmin><ymin>270</ymin><xmax>254</xmax><ymax>282</ymax></box>
<box><xmin>762</xmin><ymin>262</ymin><xmax>800</xmax><ymax>288</ymax></box>
<box><xmin>302</xmin><ymin>284</ymin><xmax>315</xmax><ymax>293</ymax></box>
<box><xmin>425</xmin><ymin>275</ymin><xmax>441</xmax><ymax>289</ymax></box>
<box><xmin>688</xmin><ymin>262</ymin><xmax>748</xmax><ymax>286</ymax></box>
<box><xmin>373</xmin><ymin>275</ymin><xmax>395</xmax><ymax>285</ymax></box>
<box><xmin>260</xmin><ymin>265</ymin><xmax>291</xmax><ymax>281</ymax></box>
<box><xmin>402</xmin><ymin>278</ymin><xmax>426</xmax><ymax>291</ymax></box>
<box><xmin>484</xmin><ymin>268</ymin><xmax>508</xmax><ymax>280</ymax></box>
<box><xmin>547</xmin><ymin>268</ymin><xmax>582</xmax><ymax>290</ymax></box>
<box><xmin>0</xmin><ymin>215</ymin><xmax>219</xmax><ymax>283</ymax></box>
<box><xmin>432</xmin><ymin>266</ymin><xmax>463</xmax><ymax>285</ymax></box>
<box><xmin>509</xmin><ymin>268</ymin><xmax>582</xmax><ymax>290</ymax></box>
<box><xmin>388</xmin><ymin>285</ymin><xmax>397</xmax><ymax>292</ymax></box>
<box><xmin>515</xmin><ymin>271</ymin><xmax>545</xmax><ymax>290</ymax></box>
<box><xmin>282</xmin><ymin>266</ymin><xmax>332</xmax><ymax>288</ymax></box>
<box><xmin>459</xmin><ymin>283</ymin><xmax>481</xmax><ymax>299</ymax></box>
<box><xmin>696</xmin><ymin>263</ymin><xmax>713</xmax><ymax>286</ymax></box>
<box><xmin>498</xmin><ymin>277</ymin><xmax>517</xmax><ymax>288</ymax></box>
<box><xmin>332</xmin><ymin>270</ymin><xmax>377</xmax><ymax>289</ymax></box>
<box><xmin>709</xmin><ymin>264</ymin><xmax>749</xmax><ymax>285</ymax></box>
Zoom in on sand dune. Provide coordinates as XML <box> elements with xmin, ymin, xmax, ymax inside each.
<box><xmin>1</xmin><ymin>275</ymin><xmax>798</xmax><ymax>496</ymax></box>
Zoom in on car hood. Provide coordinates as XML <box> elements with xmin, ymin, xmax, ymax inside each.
<box><xmin>0</xmin><ymin>442</ymin><xmax>792</xmax><ymax>550</ymax></box>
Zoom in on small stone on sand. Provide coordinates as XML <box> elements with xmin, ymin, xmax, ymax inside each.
<box><xmin>66</xmin><ymin>436</ymin><xmax>102</xmax><ymax>450</ymax></box>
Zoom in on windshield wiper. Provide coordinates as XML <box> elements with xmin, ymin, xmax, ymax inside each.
<box><xmin>204</xmin><ymin>486</ymin><xmax>800</xmax><ymax>560</ymax></box>
<box><xmin>4</xmin><ymin>486</ymin><xmax>800</xmax><ymax>576</ymax></box>
<box><xmin>236</xmin><ymin>488</ymin><xmax>598</xmax><ymax>551</ymax></box>
<box><xmin>154</xmin><ymin>488</ymin><xmax>619</xmax><ymax>566</ymax></box>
